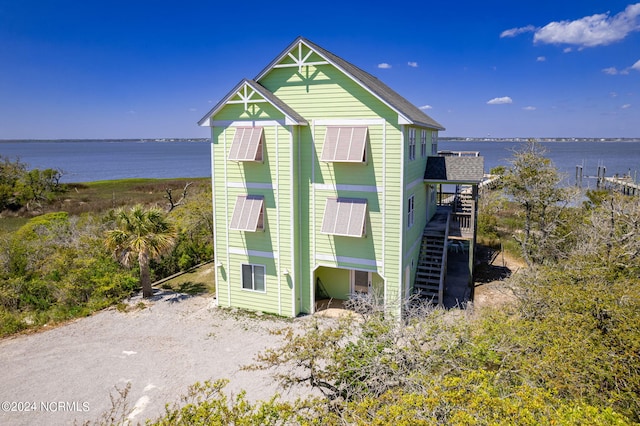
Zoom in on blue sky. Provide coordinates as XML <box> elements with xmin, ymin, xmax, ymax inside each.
<box><xmin>1</xmin><ymin>0</ymin><xmax>639</xmax><ymax>139</ymax></box>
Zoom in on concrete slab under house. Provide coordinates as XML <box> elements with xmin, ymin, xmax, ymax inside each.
<box><xmin>199</xmin><ymin>37</ymin><xmax>483</xmax><ymax>317</ymax></box>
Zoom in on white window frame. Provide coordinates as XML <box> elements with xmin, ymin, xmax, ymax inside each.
<box><xmin>241</xmin><ymin>263</ymin><xmax>266</xmax><ymax>292</ymax></box>
<box><xmin>408</xmin><ymin>128</ymin><xmax>416</xmax><ymax>161</ymax></box>
<box><xmin>421</xmin><ymin>130</ymin><xmax>427</xmax><ymax>158</ymax></box>
<box><xmin>408</xmin><ymin>194</ymin><xmax>415</xmax><ymax>229</ymax></box>
<box><xmin>431</xmin><ymin>130</ymin><xmax>438</xmax><ymax>156</ymax></box>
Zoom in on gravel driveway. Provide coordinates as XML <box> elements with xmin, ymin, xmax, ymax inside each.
<box><xmin>0</xmin><ymin>291</ymin><xmax>306</xmax><ymax>425</ymax></box>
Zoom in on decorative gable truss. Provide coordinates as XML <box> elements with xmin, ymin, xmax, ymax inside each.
<box><xmin>198</xmin><ymin>79</ymin><xmax>307</xmax><ymax>127</ymax></box>
<box><xmin>272</xmin><ymin>41</ymin><xmax>329</xmax><ymax>74</ymax></box>
<box><xmin>226</xmin><ymin>83</ymin><xmax>268</xmax><ymax>115</ymax></box>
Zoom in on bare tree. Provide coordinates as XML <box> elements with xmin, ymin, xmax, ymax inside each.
<box><xmin>164</xmin><ymin>182</ymin><xmax>192</xmax><ymax>212</ymax></box>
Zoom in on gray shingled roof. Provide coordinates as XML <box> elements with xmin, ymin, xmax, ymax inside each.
<box><xmin>256</xmin><ymin>37</ymin><xmax>445</xmax><ymax>131</ymax></box>
<box><xmin>424</xmin><ymin>156</ymin><xmax>485</xmax><ymax>183</ymax></box>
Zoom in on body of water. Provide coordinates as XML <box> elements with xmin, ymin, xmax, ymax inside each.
<box><xmin>1</xmin><ymin>139</ymin><xmax>639</xmax><ymax>186</ymax></box>
<box><xmin>0</xmin><ymin>140</ymin><xmax>211</xmax><ymax>182</ymax></box>
<box><xmin>441</xmin><ymin>140</ymin><xmax>640</xmax><ymax>187</ymax></box>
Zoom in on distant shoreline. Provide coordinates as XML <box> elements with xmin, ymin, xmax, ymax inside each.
<box><xmin>0</xmin><ymin>138</ymin><xmax>210</xmax><ymax>143</ymax></box>
<box><xmin>440</xmin><ymin>137</ymin><xmax>640</xmax><ymax>143</ymax></box>
<box><xmin>2</xmin><ymin>137</ymin><xmax>639</xmax><ymax>144</ymax></box>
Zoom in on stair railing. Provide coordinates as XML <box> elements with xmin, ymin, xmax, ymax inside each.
<box><xmin>438</xmin><ymin>213</ymin><xmax>451</xmax><ymax>305</ymax></box>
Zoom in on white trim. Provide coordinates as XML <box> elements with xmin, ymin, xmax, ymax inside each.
<box><xmin>398</xmin><ymin>125</ymin><xmax>405</xmax><ymax>313</ymax></box>
<box><xmin>223</xmin><ymin>128</ymin><xmax>231</xmax><ymax>306</ymax></box>
<box><xmin>210</xmin><ymin>141</ymin><xmax>219</xmax><ymax>307</ymax></box>
<box><xmin>291</xmin><ymin>125</ymin><xmax>297</xmax><ymax>317</ymax></box>
<box><xmin>405</xmin><ymin>177</ymin><xmax>423</xmax><ymax>191</ymax></box>
<box><xmin>227</xmin><ymin>182</ymin><xmax>274</xmax><ymax>190</ymax></box>
<box><xmin>211</xmin><ymin>119</ymin><xmax>286</xmax><ymax>127</ymax></box>
<box><xmin>240</xmin><ymin>263</ymin><xmax>267</xmax><ymax>293</ymax></box>
<box><xmin>255</xmin><ymin>40</ymin><xmax>413</xmax><ymax>125</ymax></box>
<box><xmin>398</xmin><ymin>115</ymin><xmax>412</xmax><ymax>125</ymax></box>
<box><xmin>313</xmin><ymin>183</ymin><xmax>382</xmax><ymax>193</ymax></box>
<box><xmin>275</xmin><ymin>126</ymin><xmax>281</xmax><ymax>315</ymax></box>
<box><xmin>229</xmin><ymin>247</ymin><xmax>278</xmax><ymax>259</ymax></box>
<box><xmin>351</xmin><ymin>270</ymin><xmax>372</xmax><ymax>294</ymax></box>
<box><xmin>314</xmin><ymin>118</ymin><xmax>385</xmax><ymax>126</ymax></box>
<box><xmin>311</xmin><ymin>121</ymin><xmax>316</xmax><ymax>312</ymax></box>
<box><xmin>315</xmin><ymin>253</ymin><xmax>382</xmax><ymax>268</ymax></box>
<box><xmin>382</xmin><ymin>121</ymin><xmax>386</xmax><ymax>278</ymax></box>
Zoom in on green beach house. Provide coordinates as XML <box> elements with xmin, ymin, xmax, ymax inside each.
<box><xmin>199</xmin><ymin>37</ymin><xmax>482</xmax><ymax>317</ymax></box>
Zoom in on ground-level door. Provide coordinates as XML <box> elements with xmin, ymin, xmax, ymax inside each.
<box><xmin>351</xmin><ymin>270</ymin><xmax>371</xmax><ymax>295</ymax></box>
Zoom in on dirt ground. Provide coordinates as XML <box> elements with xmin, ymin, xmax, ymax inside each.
<box><xmin>473</xmin><ymin>247</ymin><xmax>525</xmax><ymax>309</ymax></box>
<box><xmin>0</xmin><ymin>292</ymin><xmax>311</xmax><ymax>426</ymax></box>
<box><xmin>0</xmin><ymin>248</ymin><xmax>521</xmax><ymax>426</ymax></box>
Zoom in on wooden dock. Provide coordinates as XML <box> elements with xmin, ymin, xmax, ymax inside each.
<box><xmin>603</xmin><ymin>176</ymin><xmax>640</xmax><ymax>196</ymax></box>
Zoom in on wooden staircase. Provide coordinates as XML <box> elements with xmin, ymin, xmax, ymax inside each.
<box><xmin>414</xmin><ymin>211</ymin><xmax>450</xmax><ymax>304</ymax></box>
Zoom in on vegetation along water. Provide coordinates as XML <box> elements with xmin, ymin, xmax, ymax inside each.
<box><xmin>1</xmin><ymin>139</ymin><xmax>639</xmax><ymax>424</ymax></box>
<box><xmin>1</xmin><ymin>138</ymin><xmax>639</xmax><ymax>184</ymax></box>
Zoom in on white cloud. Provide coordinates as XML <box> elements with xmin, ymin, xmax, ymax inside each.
<box><xmin>533</xmin><ymin>3</ymin><xmax>640</xmax><ymax>47</ymax></box>
<box><xmin>536</xmin><ymin>56</ymin><xmax>546</xmax><ymax>62</ymax></box>
<box><xmin>621</xmin><ymin>104</ymin><xmax>632</xmax><ymax>109</ymax></box>
<box><xmin>523</xmin><ymin>106</ymin><xmax>536</xmax><ymax>111</ymax></box>
<box><xmin>487</xmin><ymin>96</ymin><xmax>513</xmax><ymax>105</ymax></box>
<box><xmin>500</xmin><ymin>25</ymin><xmax>536</xmax><ymax>38</ymax></box>
<box><xmin>407</xmin><ymin>61</ymin><xmax>418</xmax><ymax>68</ymax></box>
<box><xmin>563</xmin><ymin>47</ymin><xmax>573</xmax><ymax>53</ymax></box>
<box><xmin>603</xmin><ymin>67</ymin><xmax>619</xmax><ymax>75</ymax></box>
<box><xmin>377</xmin><ymin>63</ymin><xmax>392</xmax><ymax>69</ymax></box>
<box><xmin>420</xmin><ymin>105</ymin><xmax>433</xmax><ymax>110</ymax></box>
<box><xmin>610</xmin><ymin>92</ymin><xmax>619</xmax><ymax>98</ymax></box>
<box><xmin>189</xmin><ymin>108</ymin><xmax>197</xmax><ymax>112</ymax></box>
<box><xmin>633</xmin><ymin>59</ymin><xmax>640</xmax><ymax>71</ymax></box>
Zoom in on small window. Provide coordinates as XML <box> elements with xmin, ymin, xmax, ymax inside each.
<box><xmin>408</xmin><ymin>195</ymin><xmax>415</xmax><ymax>229</ymax></box>
<box><xmin>431</xmin><ymin>131</ymin><xmax>438</xmax><ymax>156</ymax></box>
<box><xmin>230</xmin><ymin>195</ymin><xmax>264</xmax><ymax>231</ymax></box>
<box><xmin>228</xmin><ymin>127</ymin><xmax>263</xmax><ymax>161</ymax></box>
<box><xmin>321</xmin><ymin>126</ymin><xmax>368</xmax><ymax>162</ymax></box>
<box><xmin>421</xmin><ymin>130</ymin><xmax>427</xmax><ymax>158</ymax></box>
<box><xmin>242</xmin><ymin>264</ymin><xmax>265</xmax><ymax>291</ymax></box>
<box><xmin>408</xmin><ymin>128</ymin><xmax>416</xmax><ymax>161</ymax></box>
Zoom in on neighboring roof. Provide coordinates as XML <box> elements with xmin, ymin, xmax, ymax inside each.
<box><xmin>424</xmin><ymin>156</ymin><xmax>485</xmax><ymax>183</ymax></box>
<box><xmin>198</xmin><ymin>79</ymin><xmax>307</xmax><ymax>126</ymax></box>
<box><xmin>255</xmin><ymin>37</ymin><xmax>445</xmax><ymax>130</ymax></box>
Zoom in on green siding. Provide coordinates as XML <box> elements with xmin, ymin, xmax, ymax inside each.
<box><xmin>208</xmin><ymin>44</ymin><xmax>442</xmax><ymax>317</ymax></box>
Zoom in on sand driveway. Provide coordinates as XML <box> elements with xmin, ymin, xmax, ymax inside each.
<box><xmin>0</xmin><ymin>291</ymin><xmax>307</xmax><ymax>425</ymax></box>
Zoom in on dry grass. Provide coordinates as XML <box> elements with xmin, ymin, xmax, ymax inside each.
<box><xmin>158</xmin><ymin>263</ymin><xmax>216</xmax><ymax>295</ymax></box>
<box><xmin>50</xmin><ymin>178</ymin><xmax>211</xmax><ymax>215</ymax></box>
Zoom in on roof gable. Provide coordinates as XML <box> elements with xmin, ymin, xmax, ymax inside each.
<box><xmin>255</xmin><ymin>37</ymin><xmax>444</xmax><ymax>130</ymax></box>
<box><xmin>198</xmin><ymin>79</ymin><xmax>307</xmax><ymax>126</ymax></box>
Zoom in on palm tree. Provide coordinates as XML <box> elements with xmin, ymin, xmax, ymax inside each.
<box><xmin>105</xmin><ymin>204</ymin><xmax>177</xmax><ymax>298</ymax></box>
